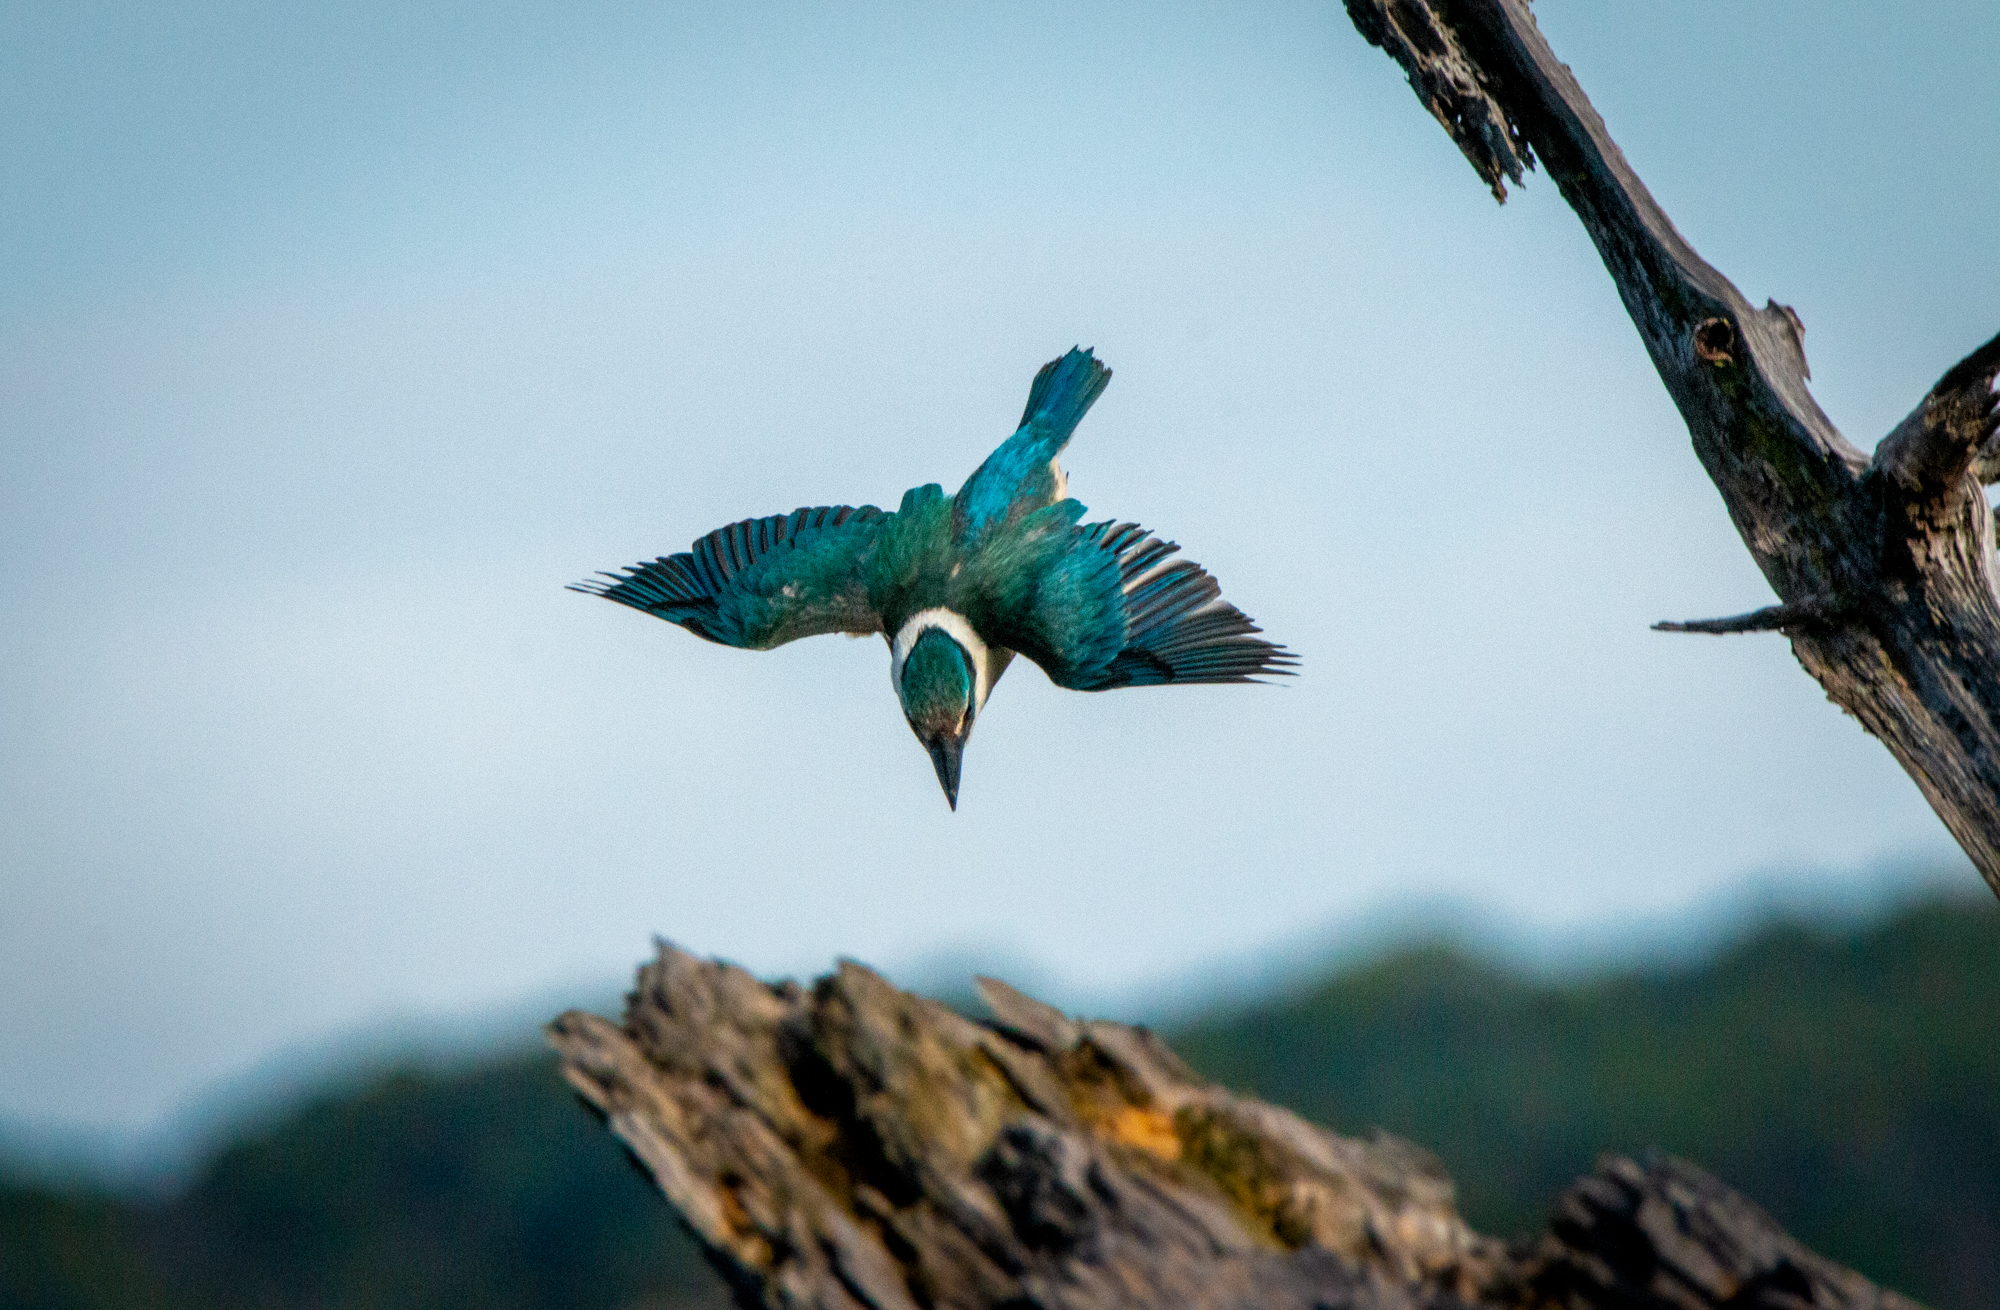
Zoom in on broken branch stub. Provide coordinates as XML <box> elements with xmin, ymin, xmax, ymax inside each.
<box><xmin>1343</xmin><ymin>0</ymin><xmax>2000</xmax><ymax>895</ymax></box>
<box><xmin>548</xmin><ymin>944</ymin><xmax>1923</xmax><ymax>1310</ymax></box>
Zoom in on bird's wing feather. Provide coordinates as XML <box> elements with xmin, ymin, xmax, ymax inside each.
<box><xmin>989</xmin><ymin>516</ymin><xmax>1295</xmax><ymax>690</ymax></box>
<box><xmin>571</xmin><ymin>504</ymin><xmax>888</xmax><ymax>649</ymax></box>
<box><xmin>955</xmin><ymin>349</ymin><xmax>1111</xmax><ymax>537</ymax></box>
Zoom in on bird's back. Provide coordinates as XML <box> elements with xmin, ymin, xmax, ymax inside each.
<box><xmin>953</xmin><ymin>348</ymin><xmax>1110</xmax><ymax>540</ymax></box>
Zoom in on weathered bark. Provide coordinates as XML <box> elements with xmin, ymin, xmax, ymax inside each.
<box><xmin>548</xmin><ymin>945</ymin><xmax>1921</xmax><ymax>1310</ymax></box>
<box><xmin>1341</xmin><ymin>0</ymin><xmax>2000</xmax><ymax>895</ymax></box>
<box><xmin>1522</xmin><ymin>1154</ymin><xmax>1923</xmax><ymax>1310</ymax></box>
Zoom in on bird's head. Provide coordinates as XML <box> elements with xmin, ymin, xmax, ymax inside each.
<box><xmin>895</xmin><ymin>626</ymin><xmax>977</xmax><ymax>810</ymax></box>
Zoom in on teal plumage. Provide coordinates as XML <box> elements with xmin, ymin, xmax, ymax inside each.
<box><xmin>580</xmin><ymin>503</ymin><xmax>888</xmax><ymax>650</ymax></box>
<box><xmin>573</xmin><ymin>348</ymin><xmax>1294</xmax><ymax>807</ymax></box>
<box><xmin>955</xmin><ymin>348</ymin><xmax>1110</xmax><ymax>536</ymax></box>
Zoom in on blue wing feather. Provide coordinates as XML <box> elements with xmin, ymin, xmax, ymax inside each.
<box><xmin>998</xmin><ymin>519</ymin><xmax>1295</xmax><ymax>690</ymax></box>
<box><xmin>572</xmin><ymin>504</ymin><xmax>887</xmax><ymax>649</ymax></box>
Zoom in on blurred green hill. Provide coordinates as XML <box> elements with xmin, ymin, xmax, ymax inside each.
<box><xmin>2</xmin><ymin>1055</ymin><xmax>729</xmax><ymax>1310</ymax></box>
<box><xmin>1174</xmin><ymin>894</ymin><xmax>2000</xmax><ymax>1306</ymax></box>
<box><xmin>5</xmin><ymin>894</ymin><xmax>1996</xmax><ymax>1310</ymax></box>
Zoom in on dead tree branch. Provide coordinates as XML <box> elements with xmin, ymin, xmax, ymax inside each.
<box><xmin>1341</xmin><ymin>0</ymin><xmax>2000</xmax><ymax>895</ymax></box>
<box><xmin>1653</xmin><ymin>599</ymin><xmax>1839</xmax><ymax>636</ymax></box>
<box><xmin>549</xmin><ymin>945</ymin><xmax>1921</xmax><ymax>1310</ymax></box>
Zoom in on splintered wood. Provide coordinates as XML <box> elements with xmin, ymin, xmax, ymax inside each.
<box><xmin>549</xmin><ymin>945</ymin><xmax>1920</xmax><ymax>1310</ymax></box>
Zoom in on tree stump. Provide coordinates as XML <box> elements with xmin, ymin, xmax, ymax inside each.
<box><xmin>548</xmin><ymin>945</ymin><xmax>1921</xmax><ymax>1310</ymax></box>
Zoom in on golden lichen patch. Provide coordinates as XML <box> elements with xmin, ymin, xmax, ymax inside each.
<box><xmin>1105</xmin><ymin>1105</ymin><xmax>1182</xmax><ymax>1160</ymax></box>
<box><xmin>1170</xmin><ymin>1104</ymin><xmax>1373</xmax><ymax>1258</ymax></box>
<box><xmin>1057</xmin><ymin>1040</ymin><xmax>1191</xmax><ymax>1165</ymax></box>
<box><xmin>1174</xmin><ymin>1106</ymin><xmax>1282</xmax><ymax>1215</ymax></box>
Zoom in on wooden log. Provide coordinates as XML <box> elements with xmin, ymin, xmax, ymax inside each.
<box><xmin>548</xmin><ymin>946</ymin><xmax>1921</xmax><ymax>1310</ymax></box>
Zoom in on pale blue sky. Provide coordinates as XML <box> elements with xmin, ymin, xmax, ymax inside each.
<box><xmin>3</xmin><ymin>1</ymin><xmax>1995</xmax><ymax>1146</ymax></box>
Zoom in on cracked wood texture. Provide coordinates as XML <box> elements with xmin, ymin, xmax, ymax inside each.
<box><xmin>1342</xmin><ymin>0</ymin><xmax>2000</xmax><ymax>895</ymax></box>
<box><xmin>548</xmin><ymin>945</ymin><xmax>1921</xmax><ymax>1310</ymax></box>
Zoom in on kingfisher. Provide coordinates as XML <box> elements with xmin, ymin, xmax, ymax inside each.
<box><xmin>572</xmin><ymin>349</ymin><xmax>1294</xmax><ymax>808</ymax></box>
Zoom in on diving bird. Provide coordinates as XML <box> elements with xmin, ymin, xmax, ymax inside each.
<box><xmin>571</xmin><ymin>349</ymin><xmax>1294</xmax><ymax>808</ymax></box>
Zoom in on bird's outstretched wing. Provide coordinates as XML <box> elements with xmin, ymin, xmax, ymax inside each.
<box><xmin>989</xmin><ymin>514</ymin><xmax>1295</xmax><ymax>690</ymax></box>
<box><xmin>571</xmin><ymin>505</ymin><xmax>888</xmax><ymax>649</ymax></box>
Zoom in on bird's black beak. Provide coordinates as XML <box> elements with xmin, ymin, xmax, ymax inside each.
<box><xmin>925</xmin><ymin>735</ymin><xmax>964</xmax><ymax>811</ymax></box>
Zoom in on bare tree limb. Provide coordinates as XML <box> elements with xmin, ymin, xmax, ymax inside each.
<box><xmin>1877</xmin><ymin>334</ymin><xmax>2000</xmax><ymax>496</ymax></box>
<box><xmin>548</xmin><ymin>945</ymin><xmax>1924</xmax><ymax>1310</ymax></box>
<box><xmin>1653</xmin><ymin>600</ymin><xmax>1838</xmax><ymax>636</ymax></box>
<box><xmin>1342</xmin><ymin>0</ymin><xmax>2000</xmax><ymax>895</ymax></box>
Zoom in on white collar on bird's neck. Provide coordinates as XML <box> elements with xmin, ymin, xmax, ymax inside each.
<box><xmin>889</xmin><ymin>608</ymin><xmax>992</xmax><ymax>713</ymax></box>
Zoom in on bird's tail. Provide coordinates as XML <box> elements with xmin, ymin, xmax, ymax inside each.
<box><xmin>1019</xmin><ymin>347</ymin><xmax>1111</xmax><ymax>445</ymax></box>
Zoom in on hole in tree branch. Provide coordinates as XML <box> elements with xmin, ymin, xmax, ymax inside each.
<box><xmin>1694</xmin><ymin>318</ymin><xmax>1735</xmax><ymax>364</ymax></box>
